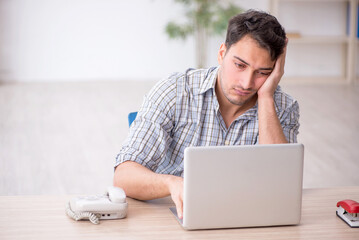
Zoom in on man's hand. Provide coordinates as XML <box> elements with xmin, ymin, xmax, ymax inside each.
<box><xmin>257</xmin><ymin>39</ymin><xmax>288</xmax><ymax>99</ymax></box>
<box><xmin>167</xmin><ymin>176</ymin><xmax>184</xmax><ymax>219</ymax></box>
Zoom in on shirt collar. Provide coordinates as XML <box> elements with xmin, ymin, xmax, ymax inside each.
<box><xmin>239</xmin><ymin>103</ymin><xmax>258</xmax><ymax>120</ymax></box>
<box><xmin>198</xmin><ymin>66</ymin><xmax>219</xmax><ymax>95</ymax></box>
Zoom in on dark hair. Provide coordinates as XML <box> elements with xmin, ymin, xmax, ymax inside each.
<box><xmin>225</xmin><ymin>10</ymin><xmax>286</xmax><ymax>61</ymax></box>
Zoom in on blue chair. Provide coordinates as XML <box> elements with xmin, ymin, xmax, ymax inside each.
<box><xmin>128</xmin><ymin>112</ymin><xmax>138</xmax><ymax>127</ymax></box>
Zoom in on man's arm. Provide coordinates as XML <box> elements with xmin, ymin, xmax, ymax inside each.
<box><xmin>257</xmin><ymin>96</ymin><xmax>288</xmax><ymax>144</ymax></box>
<box><xmin>114</xmin><ymin>73</ymin><xmax>186</xmax><ymax>218</ymax></box>
<box><xmin>257</xmin><ymin>39</ymin><xmax>288</xmax><ymax>144</ymax></box>
<box><xmin>114</xmin><ymin>161</ymin><xmax>184</xmax><ymax>219</ymax></box>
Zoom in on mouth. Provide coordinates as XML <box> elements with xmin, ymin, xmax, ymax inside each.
<box><xmin>233</xmin><ymin>88</ymin><xmax>253</xmax><ymax>96</ymax></box>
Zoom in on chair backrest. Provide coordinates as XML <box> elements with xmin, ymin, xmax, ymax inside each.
<box><xmin>128</xmin><ymin>112</ymin><xmax>138</xmax><ymax>127</ymax></box>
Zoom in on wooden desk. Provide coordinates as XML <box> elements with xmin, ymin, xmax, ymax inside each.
<box><xmin>0</xmin><ymin>187</ymin><xmax>358</xmax><ymax>239</ymax></box>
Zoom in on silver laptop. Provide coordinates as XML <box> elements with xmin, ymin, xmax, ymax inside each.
<box><xmin>170</xmin><ymin>143</ymin><xmax>304</xmax><ymax>230</ymax></box>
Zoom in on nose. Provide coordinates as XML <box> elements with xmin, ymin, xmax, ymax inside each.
<box><xmin>240</xmin><ymin>70</ymin><xmax>255</xmax><ymax>90</ymax></box>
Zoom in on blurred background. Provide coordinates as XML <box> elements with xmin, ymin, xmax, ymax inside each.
<box><xmin>0</xmin><ymin>0</ymin><xmax>358</xmax><ymax>195</ymax></box>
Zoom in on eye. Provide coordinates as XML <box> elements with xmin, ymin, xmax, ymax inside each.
<box><xmin>235</xmin><ymin>63</ymin><xmax>246</xmax><ymax>69</ymax></box>
<box><xmin>257</xmin><ymin>71</ymin><xmax>271</xmax><ymax>76</ymax></box>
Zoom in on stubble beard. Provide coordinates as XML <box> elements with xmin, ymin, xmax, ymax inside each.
<box><xmin>220</xmin><ymin>78</ymin><xmax>257</xmax><ymax>107</ymax></box>
<box><xmin>225</xmin><ymin>89</ymin><xmax>256</xmax><ymax>107</ymax></box>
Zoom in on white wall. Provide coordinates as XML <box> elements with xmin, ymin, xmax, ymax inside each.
<box><xmin>0</xmin><ymin>0</ymin><xmax>348</xmax><ymax>82</ymax></box>
<box><xmin>0</xmin><ymin>0</ymin><xmax>196</xmax><ymax>81</ymax></box>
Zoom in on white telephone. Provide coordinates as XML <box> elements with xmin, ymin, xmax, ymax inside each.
<box><xmin>66</xmin><ymin>186</ymin><xmax>128</xmax><ymax>224</ymax></box>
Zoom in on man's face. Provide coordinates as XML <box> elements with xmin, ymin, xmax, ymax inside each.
<box><xmin>217</xmin><ymin>35</ymin><xmax>275</xmax><ymax>107</ymax></box>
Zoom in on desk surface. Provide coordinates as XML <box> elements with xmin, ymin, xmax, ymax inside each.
<box><xmin>0</xmin><ymin>187</ymin><xmax>358</xmax><ymax>240</ymax></box>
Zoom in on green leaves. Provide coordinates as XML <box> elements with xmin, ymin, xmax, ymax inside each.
<box><xmin>165</xmin><ymin>22</ymin><xmax>193</xmax><ymax>40</ymax></box>
<box><xmin>165</xmin><ymin>0</ymin><xmax>243</xmax><ymax>40</ymax></box>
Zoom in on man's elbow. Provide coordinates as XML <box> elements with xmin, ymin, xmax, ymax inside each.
<box><xmin>113</xmin><ymin>163</ymin><xmax>128</xmax><ymax>190</ymax></box>
<box><xmin>113</xmin><ymin>161</ymin><xmax>149</xmax><ymax>200</ymax></box>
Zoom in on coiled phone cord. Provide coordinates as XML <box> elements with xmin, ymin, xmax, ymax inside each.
<box><xmin>65</xmin><ymin>202</ymin><xmax>100</xmax><ymax>224</ymax></box>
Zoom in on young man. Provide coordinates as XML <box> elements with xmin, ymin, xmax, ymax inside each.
<box><xmin>113</xmin><ymin>10</ymin><xmax>299</xmax><ymax>219</ymax></box>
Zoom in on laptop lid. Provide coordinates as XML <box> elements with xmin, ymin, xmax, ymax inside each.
<box><xmin>177</xmin><ymin>143</ymin><xmax>304</xmax><ymax>230</ymax></box>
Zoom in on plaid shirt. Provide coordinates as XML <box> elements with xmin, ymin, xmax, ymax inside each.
<box><xmin>115</xmin><ymin>67</ymin><xmax>300</xmax><ymax>177</ymax></box>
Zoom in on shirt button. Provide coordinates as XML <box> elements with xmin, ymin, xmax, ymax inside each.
<box><xmin>225</xmin><ymin>140</ymin><xmax>230</xmax><ymax>145</ymax></box>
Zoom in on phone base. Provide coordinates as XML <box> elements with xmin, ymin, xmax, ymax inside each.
<box><xmin>65</xmin><ymin>187</ymin><xmax>128</xmax><ymax>224</ymax></box>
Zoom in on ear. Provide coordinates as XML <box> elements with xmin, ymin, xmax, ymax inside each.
<box><xmin>217</xmin><ymin>43</ymin><xmax>227</xmax><ymax>65</ymax></box>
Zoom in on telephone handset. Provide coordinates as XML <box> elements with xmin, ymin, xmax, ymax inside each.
<box><xmin>66</xmin><ymin>186</ymin><xmax>128</xmax><ymax>224</ymax></box>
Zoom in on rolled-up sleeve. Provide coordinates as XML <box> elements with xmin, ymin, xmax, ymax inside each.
<box><xmin>280</xmin><ymin>100</ymin><xmax>300</xmax><ymax>143</ymax></box>
<box><xmin>115</xmin><ymin>76</ymin><xmax>177</xmax><ymax>172</ymax></box>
